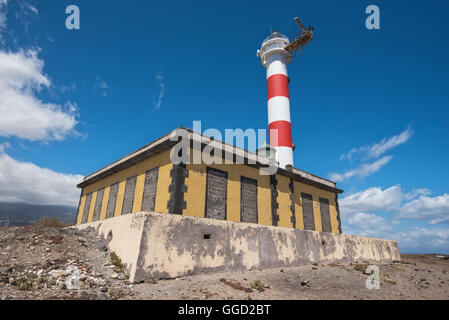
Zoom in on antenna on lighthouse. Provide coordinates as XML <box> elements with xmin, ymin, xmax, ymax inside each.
<box><xmin>284</xmin><ymin>17</ymin><xmax>314</xmax><ymax>55</ymax></box>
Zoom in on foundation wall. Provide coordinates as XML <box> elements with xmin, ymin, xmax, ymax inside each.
<box><xmin>75</xmin><ymin>212</ymin><xmax>400</xmax><ymax>283</ymax></box>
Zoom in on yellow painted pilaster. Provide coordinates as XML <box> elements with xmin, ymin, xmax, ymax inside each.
<box><xmin>87</xmin><ymin>192</ymin><xmax>97</xmax><ymax>223</ymax></box>
<box><xmin>313</xmin><ymin>197</ymin><xmax>323</xmax><ymax>232</ymax></box>
<box><xmin>99</xmin><ymin>186</ymin><xmax>110</xmax><ymax>221</ymax></box>
<box><xmin>114</xmin><ymin>181</ymin><xmax>126</xmax><ymax>217</ymax></box>
<box><xmin>154</xmin><ymin>162</ymin><xmax>172</xmax><ymax>214</ymax></box>
<box><xmin>132</xmin><ymin>173</ymin><xmax>145</xmax><ymax>213</ymax></box>
<box><xmin>257</xmin><ymin>175</ymin><xmax>271</xmax><ymax>226</ymax></box>
<box><xmin>76</xmin><ymin>195</ymin><xmax>86</xmax><ymax>225</ymax></box>
<box><xmin>184</xmin><ymin>163</ymin><xmax>206</xmax><ymax>218</ymax></box>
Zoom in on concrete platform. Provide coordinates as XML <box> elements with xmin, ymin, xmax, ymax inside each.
<box><xmin>75</xmin><ymin>212</ymin><xmax>400</xmax><ymax>283</ymax></box>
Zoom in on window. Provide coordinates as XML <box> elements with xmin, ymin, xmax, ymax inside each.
<box><xmin>301</xmin><ymin>193</ymin><xmax>315</xmax><ymax>231</ymax></box>
<box><xmin>319</xmin><ymin>198</ymin><xmax>332</xmax><ymax>233</ymax></box>
<box><xmin>205</xmin><ymin>168</ymin><xmax>227</xmax><ymax>220</ymax></box>
<box><xmin>141</xmin><ymin>168</ymin><xmax>159</xmax><ymax>212</ymax></box>
<box><xmin>105</xmin><ymin>183</ymin><xmax>119</xmax><ymax>219</ymax></box>
<box><xmin>122</xmin><ymin>176</ymin><xmax>137</xmax><ymax>215</ymax></box>
<box><xmin>81</xmin><ymin>193</ymin><xmax>92</xmax><ymax>224</ymax></box>
<box><xmin>240</xmin><ymin>176</ymin><xmax>258</xmax><ymax>223</ymax></box>
<box><xmin>92</xmin><ymin>188</ymin><xmax>105</xmax><ymax>222</ymax></box>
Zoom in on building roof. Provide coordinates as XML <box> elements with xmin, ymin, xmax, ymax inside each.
<box><xmin>77</xmin><ymin>127</ymin><xmax>343</xmax><ymax>194</ymax></box>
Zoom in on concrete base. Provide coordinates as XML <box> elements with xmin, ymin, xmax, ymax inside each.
<box><xmin>75</xmin><ymin>212</ymin><xmax>400</xmax><ymax>283</ymax></box>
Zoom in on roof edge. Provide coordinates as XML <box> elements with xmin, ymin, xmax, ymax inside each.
<box><xmin>77</xmin><ymin>127</ymin><xmax>343</xmax><ymax>194</ymax></box>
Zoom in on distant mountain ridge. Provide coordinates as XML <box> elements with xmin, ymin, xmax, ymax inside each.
<box><xmin>0</xmin><ymin>202</ymin><xmax>78</xmax><ymax>226</ymax></box>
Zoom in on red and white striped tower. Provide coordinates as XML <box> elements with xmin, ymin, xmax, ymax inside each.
<box><xmin>257</xmin><ymin>31</ymin><xmax>294</xmax><ymax>169</ymax></box>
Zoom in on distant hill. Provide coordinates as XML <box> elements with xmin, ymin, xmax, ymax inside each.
<box><xmin>0</xmin><ymin>202</ymin><xmax>78</xmax><ymax>226</ymax></box>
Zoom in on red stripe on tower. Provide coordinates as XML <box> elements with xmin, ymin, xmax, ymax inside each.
<box><xmin>269</xmin><ymin>121</ymin><xmax>293</xmax><ymax>148</ymax></box>
<box><xmin>267</xmin><ymin>74</ymin><xmax>289</xmax><ymax>100</ymax></box>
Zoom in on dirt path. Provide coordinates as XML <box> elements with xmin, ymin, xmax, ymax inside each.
<box><xmin>132</xmin><ymin>254</ymin><xmax>449</xmax><ymax>300</ymax></box>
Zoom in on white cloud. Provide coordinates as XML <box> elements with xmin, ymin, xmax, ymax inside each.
<box><xmin>340</xmin><ymin>127</ymin><xmax>413</xmax><ymax>161</ymax></box>
<box><xmin>339</xmin><ymin>184</ymin><xmax>449</xmax><ymax>252</ymax></box>
<box><xmin>0</xmin><ymin>141</ymin><xmax>10</xmax><ymax>153</ymax></box>
<box><xmin>340</xmin><ymin>185</ymin><xmax>403</xmax><ymax>215</ymax></box>
<box><xmin>59</xmin><ymin>83</ymin><xmax>76</xmax><ymax>93</ymax></box>
<box><xmin>395</xmin><ymin>227</ymin><xmax>449</xmax><ymax>253</ymax></box>
<box><xmin>329</xmin><ymin>155</ymin><xmax>393</xmax><ymax>182</ymax></box>
<box><xmin>345</xmin><ymin>212</ymin><xmax>392</xmax><ymax>238</ymax></box>
<box><xmin>0</xmin><ymin>151</ymin><xmax>83</xmax><ymax>206</ymax></box>
<box><xmin>404</xmin><ymin>188</ymin><xmax>431</xmax><ymax>200</ymax></box>
<box><xmin>397</xmin><ymin>194</ymin><xmax>449</xmax><ymax>224</ymax></box>
<box><xmin>95</xmin><ymin>76</ymin><xmax>108</xmax><ymax>96</ymax></box>
<box><xmin>22</xmin><ymin>1</ymin><xmax>37</xmax><ymax>16</ymax></box>
<box><xmin>0</xmin><ymin>49</ymin><xmax>79</xmax><ymax>141</ymax></box>
<box><xmin>153</xmin><ymin>73</ymin><xmax>165</xmax><ymax>110</ymax></box>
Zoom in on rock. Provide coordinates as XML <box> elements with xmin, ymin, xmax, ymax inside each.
<box><xmin>0</xmin><ymin>266</ymin><xmax>12</xmax><ymax>274</ymax></box>
<box><xmin>49</xmin><ymin>269</ymin><xmax>68</xmax><ymax>279</ymax></box>
<box><xmin>98</xmin><ymin>245</ymin><xmax>108</xmax><ymax>252</ymax></box>
<box><xmin>301</xmin><ymin>280</ymin><xmax>311</xmax><ymax>287</ymax></box>
<box><xmin>78</xmin><ymin>237</ymin><xmax>87</xmax><ymax>244</ymax></box>
<box><xmin>8</xmin><ymin>277</ymin><xmax>14</xmax><ymax>285</ymax></box>
<box><xmin>110</xmin><ymin>273</ymin><xmax>119</xmax><ymax>279</ymax></box>
<box><xmin>56</xmin><ymin>279</ymin><xmax>66</xmax><ymax>290</ymax></box>
<box><xmin>97</xmin><ymin>279</ymin><xmax>107</xmax><ymax>286</ymax></box>
<box><xmin>100</xmin><ymin>287</ymin><xmax>108</xmax><ymax>293</ymax></box>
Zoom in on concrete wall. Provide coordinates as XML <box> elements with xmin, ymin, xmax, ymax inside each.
<box><xmin>76</xmin><ymin>213</ymin><xmax>145</xmax><ymax>282</ymax></box>
<box><xmin>75</xmin><ymin>212</ymin><xmax>400</xmax><ymax>283</ymax></box>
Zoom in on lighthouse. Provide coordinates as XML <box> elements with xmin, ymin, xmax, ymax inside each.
<box><xmin>258</xmin><ymin>31</ymin><xmax>294</xmax><ymax>169</ymax></box>
<box><xmin>257</xmin><ymin>18</ymin><xmax>314</xmax><ymax>169</ymax></box>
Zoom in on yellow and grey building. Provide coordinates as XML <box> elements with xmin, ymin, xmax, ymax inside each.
<box><xmin>76</xmin><ymin>128</ymin><xmax>343</xmax><ymax>234</ymax></box>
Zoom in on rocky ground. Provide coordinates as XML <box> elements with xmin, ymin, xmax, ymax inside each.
<box><xmin>1</xmin><ymin>225</ymin><xmax>448</xmax><ymax>300</ymax></box>
<box><xmin>0</xmin><ymin>225</ymin><xmax>134</xmax><ymax>300</ymax></box>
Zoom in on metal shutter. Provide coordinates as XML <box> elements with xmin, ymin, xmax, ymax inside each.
<box><xmin>105</xmin><ymin>183</ymin><xmax>119</xmax><ymax>219</ymax></box>
<box><xmin>81</xmin><ymin>193</ymin><xmax>92</xmax><ymax>224</ymax></box>
<box><xmin>319</xmin><ymin>198</ymin><xmax>332</xmax><ymax>233</ymax></box>
<box><xmin>205</xmin><ymin>168</ymin><xmax>227</xmax><ymax>220</ymax></box>
<box><xmin>141</xmin><ymin>168</ymin><xmax>159</xmax><ymax>212</ymax></box>
<box><xmin>92</xmin><ymin>189</ymin><xmax>104</xmax><ymax>222</ymax></box>
<box><xmin>240</xmin><ymin>177</ymin><xmax>258</xmax><ymax>223</ymax></box>
<box><xmin>301</xmin><ymin>193</ymin><xmax>315</xmax><ymax>231</ymax></box>
<box><xmin>122</xmin><ymin>176</ymin><xmax>137</xmax><ymax>215</ymax></box>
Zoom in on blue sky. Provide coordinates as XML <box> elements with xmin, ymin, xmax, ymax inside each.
<box><xmin>0</xmin><ymin>0</ymin><xmax>448</xmax><ymax>253</ymax></box>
